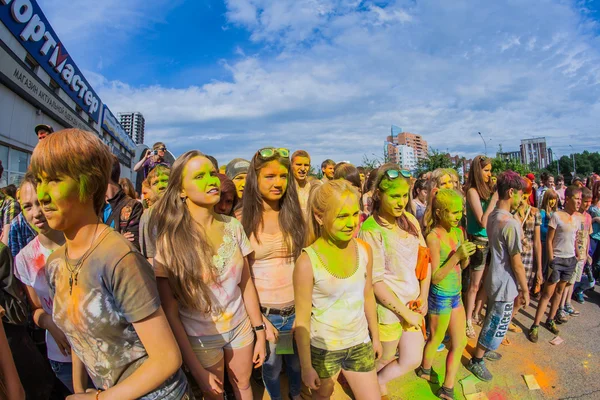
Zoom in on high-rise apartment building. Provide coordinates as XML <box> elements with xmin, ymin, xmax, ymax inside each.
<box><xmin>118</xmin><ymin>112</ymin><xmax>145</xmax><ymax>145</ymax></box>
<box><xmin>387</xmin><ymin>128</ymin><xmax>429</xmax><ymax>160</ymax></box>
<box><xmin>520</xmin><ymin>137</ymin><xmax>548</xmax><ymax>169</ymax></box>
<box><xmin>386</xmin><ymin>142</ymin><xmax>417</xmax><ymax>170</ymax></box>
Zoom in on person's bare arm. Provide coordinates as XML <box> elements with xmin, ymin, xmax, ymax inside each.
<box><xmin>133</xmin><ymin>150</ymin><xmax>151</xmax><ymax>172</ymax></box>
<box><xmin>467</xmin><ymin>189</ymin><xmax>497</xmax><ymax>229</ymax></box>
<box><xmin>363</xmin><ymin>246</ymin><xmax>381</xmax><ymax>359</ymax></box>
<box><xmin>293</xmin><ymin>252</ymin><xmax>320</xmax><ymax>390</ymax></box>
<box><xmin>95</xmin><ymin>308</ymin><xmax>182</xmax><ymax>399</ymax></box>
<box><xmin>373</xmin><ymin>281</ymin><xmax>423</xmax><ymax>327</ymax></box>
<box><xmin>24</xmin><ymin>286</ymin><xmax>70</xmax><ymax>357</ymax></box>
<box><xmin>1</xmin><ymin>225</ymin><xmax>10</xmax><ymax>245</ymax></box>
<box><xmin>0</xmin><ymin>317</ymin><xmax>24</xmax><ymax>400</ymax></box>
<box><xmin>534</xmin><ymin>225</ymin><xmax>543</xmax><ymax>279</ymax></box>
<box><xmin>547</xmin><ymin>227</ymin><xmax>556</xmax><ymax>261</ymax></box>
<box><xmin>71</xmin><ymin>351</ymin><xmax>88</xmax><ymax>393</ymax></box>
<box><xmin>239</xmin><ymin>257</ymin><xmax>266</xmax><ymax>368</ymax></box>
<box><xmin>157</xmin><ymin>278</ymin><xmax>223</xmax><ymax>394</ymax></box>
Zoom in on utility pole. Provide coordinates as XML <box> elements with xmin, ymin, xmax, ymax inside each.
<box><xmin>569</xmin><ymin>145</ymin><xmax>576</xmax><ymax>176</ymax></box>
<box><xmin>478</xmin><ymin>132</ymin><xmax>487</xmax><ymax>156</ymax></box>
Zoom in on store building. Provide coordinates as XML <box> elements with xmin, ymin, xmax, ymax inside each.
<box><xmin>0</xmin><ymin>0</ymin><xmax>136</xmax><ymax>186</ymax></box>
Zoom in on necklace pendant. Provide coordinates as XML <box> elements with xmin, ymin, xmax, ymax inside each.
<box><xmin>69</xmin><ymin>276</ymin><xmax>73</xmax><ymax>295</ymax></box>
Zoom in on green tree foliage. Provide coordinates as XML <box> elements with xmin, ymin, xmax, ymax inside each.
<box><xmin>491</xmin><ymin>157</ymin><xmax>531</xmax><ymax>176</ymax></box>
<box><xmin>415</xmin><ymin>149</ymin><xmax>454</xmax><ymax>174</ymax></box>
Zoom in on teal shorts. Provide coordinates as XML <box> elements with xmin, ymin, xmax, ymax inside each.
<box><xmin>310</xmin><ymin>342</ymin><xmax>375</xmax><ymax>378</ymax></box>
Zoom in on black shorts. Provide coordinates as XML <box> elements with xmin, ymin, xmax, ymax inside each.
<box><xmin>547</xmin><ymin>256</ymin><xmax>577</xmax><ymax>284</ymax></box>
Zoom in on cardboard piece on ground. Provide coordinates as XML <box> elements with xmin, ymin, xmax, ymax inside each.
<box><xmin>460</xmin><ymin>375</ymin><xmax>480</xmax><ymax>395</ymax></box>
<box><xmin>465</xmin><ymin>393</ymin><xmax>489</xmax><ymax>400</ymax></box>
<box><xmin>523</xmin><ymin>374</ymin><xmax>541</xmax><ymax>390</ymax></box>
<box><xmin>549</xmin><ymin>336</ymin><xmax>564</xmax><ymax>345</ymax></box>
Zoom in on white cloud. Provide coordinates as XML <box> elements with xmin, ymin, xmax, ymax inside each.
<box><xmin>42</xmin><ymin>0</ymin><xmax>600</xmax><ymax>165</ymax></box>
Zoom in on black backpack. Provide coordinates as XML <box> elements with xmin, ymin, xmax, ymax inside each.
<box><xmin>0</xmin><ymin>243</ymin><xmax>28</xmax><ymax>326</ymax></box>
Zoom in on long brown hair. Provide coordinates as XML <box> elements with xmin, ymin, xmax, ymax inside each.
<box><xmin>371</xmin><ymin>163</ymin><xmax>419</xmax><ymax>237</ymax></box>
<box><xmin>466</xmin><ymin>155</ymin><xmax>493</xmax><ymax>201</ymax></box>
<box><xmin>540</xmin><ymin>189</ymin><xmax>558</xmax><ymax>214</ymax></box>
<box><xmin>241</xmin><ymin>151</ymin><xmax>305</xmax><ymax>260</ymax></box>
<box><xmin>119</xmin><ymin>178</ymin><xmax>138</xmax><ymax>199</ymax></box>
<box><xmin>150</xmin><ymin>150</ymin><xmax>218</xmax><ymax>312</ymax></box>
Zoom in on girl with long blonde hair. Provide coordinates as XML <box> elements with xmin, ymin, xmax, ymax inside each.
<box><xmin>152</xmin><ymin>150</ymin><xmax>266</xmax><ymax>400</ymax></box>
<box><xmin>294</xmin><ymin>180</ymin><xmax>381</xmax><ymax>400</ymax></box>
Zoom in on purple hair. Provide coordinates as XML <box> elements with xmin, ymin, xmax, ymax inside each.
<box><xmin>497</xmin><ymin>170</ymin><xmax>525</xmax><ymax>198</ymax></box>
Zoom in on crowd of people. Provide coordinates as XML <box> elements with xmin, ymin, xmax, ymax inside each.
<box><xmin>0</xmin><ymin>127</ymin><xmax>599</xmax><ymax>400</ymax></box>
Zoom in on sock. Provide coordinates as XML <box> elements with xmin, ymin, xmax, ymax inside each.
<box><xmin>531</xmin><ymin>324</ymin><xmax>539</xmax><ymax>328</ymax></box>
<box><xmin>472</xmin><ymin>356</ymin><xmax>483</xmax><ymax>364</ymax></box>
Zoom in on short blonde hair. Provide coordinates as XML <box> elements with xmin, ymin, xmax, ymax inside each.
<box><xmin>30</xmin><ymin>129</ymin><xmax>112</xmax><ymax>214</ymax></box>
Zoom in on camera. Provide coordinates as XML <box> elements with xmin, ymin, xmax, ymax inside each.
<box><xmin>151</xmin><ymin>150</ymin><xmax>158</xmax><ymax>156</ymax></box>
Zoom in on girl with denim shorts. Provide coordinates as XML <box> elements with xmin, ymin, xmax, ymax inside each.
<box><xmin>464</xmin><ymin>156</ymin><xmax>498</xmax><ymax>338</ymax></box>
<box><xmin>240</xmin><ymin>147</ymin><xmax>305</xmax><ymax>400</ymax></box>
<box><xmin>153</xmin><ymin>151</ymin><xmax>266</xmax><ymax>400</ymax></box>
<box><xmin>418</xmin><ymin>189</ymin><xmax>475</xmax><ymax>400</ymax></box>
<box><xmin>295</xmin><ymin>180</ymin><xmax>382</xmax><ymax>400</ymax></box>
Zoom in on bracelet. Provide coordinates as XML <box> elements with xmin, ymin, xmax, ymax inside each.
<box><xmin>96</xmin><ymin>389</ymin><xmax>103</xmax><ymax>400</ymax></box>
<box><xmin>253</xmin><ymin>323</ymin><xmax>266</xmax><ymax>332</ymax></box>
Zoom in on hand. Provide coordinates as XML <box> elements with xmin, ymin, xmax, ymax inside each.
<box><xmin>415</xmin><ymin>296</ymin><xmax>428</xmax><ymax>316</ymax></box>
<box><xmin>587</xmin><ymin>255</ymin><xmax>593</xmax><ymax>266</ymax></box>
<box><xmin>194</xmin><ymin>369</ymin><xmax>223</xmax><ymax>395</ymax></box>
<box><xmin>372</xmin><ymin>339</ymin><xmax>383</xmax><ymax>360</ymax></box>
<box><xmin>145</xmin><ymin>149</ymin><xmax>153</xmax><ymax>159</ymax></box>
<box><xmin>48</xmin><ymin>324</ymin><xmax>70</xmax><ymax>357</ymax></box>
<box><xmin>404</xmin><ymin>309</ymin><xmax>424</xmax><ymax>328</ymax></box>
<box><xmin>456</xmin><ymin>242</ymin><xmax>477</xmax><ymax>261</ymax></box>
<box><xmin>67</xmin><ymin>390</ymin><xmax>96</xmax><ymax>399</ymax></box>
<box><xmin>252</xmin><ymin>336</ymin><xmax>266</xmax><ymax>368</ymax></box>
<box><xmin>122</xmin><ymin>232</ymin><xmax>135</xmax><ymax>242</ymax></box>
<box><xmin>302</xmin><ymin>366</ymin><xmax>321</xmax><ymax>390</ymax></box>
<box><xmin>263</xmin><ymin>317</ymin><xmax>279</xmax><ymax>343</ymax></box>
<box><xmin>520</xmin><ymin>289</ymin><xmax>530</xmax><ymax>309</ymax></box>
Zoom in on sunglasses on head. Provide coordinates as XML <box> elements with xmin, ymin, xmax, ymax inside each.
<box><xmin>385</xmin><ymin>169</ymin><xmax>412</xmax><ymax>180</ymax></box>
<box><xmin>257</xmin><ymin>147</ymin><xmax>290</xmax><ymax>159</ymax></box>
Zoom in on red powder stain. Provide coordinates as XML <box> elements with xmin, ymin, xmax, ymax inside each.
<box><xmin>487</xmin><ymin>387</ymin><xmax>509</xmax><ymax>400</ymax></box>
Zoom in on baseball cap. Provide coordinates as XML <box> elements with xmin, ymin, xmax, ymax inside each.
<box><xmin>35</xmin><ymin>124</ymin><xmax>54</xmax><ymax>135</ymax></box>
<box><xmin>225</xmin><ymin>158</ymin><xmax>250</xmax><ymax>180</ymax></box>
<box><xmin>526</xmin><ymin>173</ymin><xmax>535</xmax><ymax>181</ymax></box>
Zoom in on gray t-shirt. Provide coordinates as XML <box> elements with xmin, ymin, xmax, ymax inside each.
<box><xmin>485</xmin><ymin>208</ymin><xmax>523</xmax><ymax>302</ymax></box>
<box><xmin>549</xmin><ymin>210</ymin><xmax>581</xmax><ymax>258</ymax></box>
<box><xmin>47</xmin><ymin>229</ymin><xmax>161</xmax><ymax>390</ymax></box>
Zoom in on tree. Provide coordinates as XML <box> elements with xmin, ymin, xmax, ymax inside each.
<box><xmin>415</xmin><ymin>149</ymin><xmax>454</xmax><ymax>175</ymax></box>
<box><xmin>491</xmin><ymin>157</ymin><xmax>531</xmax><ymax>176</ymax></box>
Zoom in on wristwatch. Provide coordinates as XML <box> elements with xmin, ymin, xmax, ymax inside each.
<box><xmin>253</xmin><ymin>323</ymin><xmax>266</xmax><ymax>332</ymax></box>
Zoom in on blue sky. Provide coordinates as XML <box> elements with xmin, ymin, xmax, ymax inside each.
<box><xmin>38</xmin><ymin>0</ymin><xmax>600</xmax><ymax>166</ymax></box>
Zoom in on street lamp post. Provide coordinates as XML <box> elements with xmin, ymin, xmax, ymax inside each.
<box><xmin>552</xmin><ymin>150</ymin><xmax>559</xmax><ymax>176</ymax></box>
<box><xmin>478</xmin><ymin>132</ymin><xmax>487</xmax><ymax>156</ymax></box>
<box><xmin>569</xmin><ymin>145</ymin><xmax>576</xmax><ymax>176</ymax></box>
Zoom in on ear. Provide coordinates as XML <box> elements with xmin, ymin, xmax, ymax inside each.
<box><xmin>314</xmin><ymin>212</ymin><xmax>325</xmax><ymax>226</ymax></box>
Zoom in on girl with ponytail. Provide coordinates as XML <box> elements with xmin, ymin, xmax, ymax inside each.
<box><xmin>357</xmin><ymin>164</ymin><xmax>429</xmax><ymax>398</ymax></box>
<box><xmin>294</xmin><ymin>180</ymin><xmax>381</xmax><ymax>400</ymax></box>
<box><xmin>418</xmin><ymin>189</ymin><xmax>475</xmax><ymax>400</ymax></box>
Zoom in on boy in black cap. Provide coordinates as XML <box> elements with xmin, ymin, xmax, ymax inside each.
<box><xmin>34</xmin><ymin>124</ymin><xmax>53</xmax><ymax>141</ymax></box>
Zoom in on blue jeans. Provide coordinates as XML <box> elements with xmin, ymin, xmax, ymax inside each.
<box><xmin>49</xmin><ymin>360</ymin><xmax>74</xmax><ymax>393</ymax></box>
<box><xmin>263</xmin><ymin>313</ymin><xmax>301</xmax><ymax>400</ymax></box>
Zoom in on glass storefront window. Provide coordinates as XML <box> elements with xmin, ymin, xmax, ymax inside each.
<box><xmin>0</xmin><ymin>145</ymin><xmax>31</xmax><ymax>190</ymax></box>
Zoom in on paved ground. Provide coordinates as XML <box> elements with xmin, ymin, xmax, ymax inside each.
<box><xmin>254</xmin><ymin>286</ymin><xmax>600</xmax><ymax>400</ymax></box>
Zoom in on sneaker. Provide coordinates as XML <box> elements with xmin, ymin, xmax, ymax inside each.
<box><xmin>555</xmin><ymin>310</ymin><xmax>568</xmax><ymax>325</ymax></box>
<box><xmin>467</xmin><ymin>359</ymin><xmax>493</xmax><ymax>382</ymax></box>
<box><xmin>544</xmin><ymin>319</ymin><xmax>560</xmax><ymax>335</ymax></box>
<box><xmin>483</xmin><ymin>350</ymin><xmax>502</xmax><ymax>361</ymax></box>
<box><xmin>573</xmin><ymin>292</ymin><xmax>585</xmax><ymax>304</ymax></box>
<box><xmin>437</xmin><ymin>343</ymin><xmax>446</xmax><ymax>352</ymax></box>
<box><xmin>564</xmin><ymin>304</ymin><xmax>580</xmax><ymax>316</ymax></box>
<box><xmin>528</xmin><ymin>325</ymin><xmax>539</xmax><ymax>343</ymax></box>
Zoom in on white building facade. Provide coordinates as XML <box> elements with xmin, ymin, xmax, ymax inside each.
<box><xmin>0</xmin><ymin>0</ymin><xmax>136</xmax><ymax>186</ymax></box>
<box><xmin>119</xmin><ymin>111</ymin><xmax>145</xmax><ymax>145</ymax></box>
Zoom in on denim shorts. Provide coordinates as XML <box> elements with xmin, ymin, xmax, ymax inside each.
<box><xmin>188</xmin><ymin>317</ymin><xmax>255</xmax><ymax>368</ymax></box>
<box><xmin>469</xmin><ymin>236</ymin><xmax>489</xmax><ymax>271</ymax></box>
<box><xmin>310</xmin><ymin>341</ymin><xmax>375</xmax><ymax>379</ymax></box>
<box><xmin>428</xmin><ymin>288</ymin><xmax>462</xmax><ymax>315</ymax></box>
<box><xmin>49</xmin><ymin>360</ymin><xmax>74</xmax><ymax>393</ymax></box>
<box><xmin>478</xmin><ymin>301</ymin><xmax>513</xmax><ymax>352</ymax></box>
<box><xmin>547</xmin><ymin>256</ymin><xmax>577</xmax><ymax>284</ymax></box>
<box><xmin>140</xmin><ymin>368</ymin><xmax>190</xmax><ymax>400</ymax></box>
